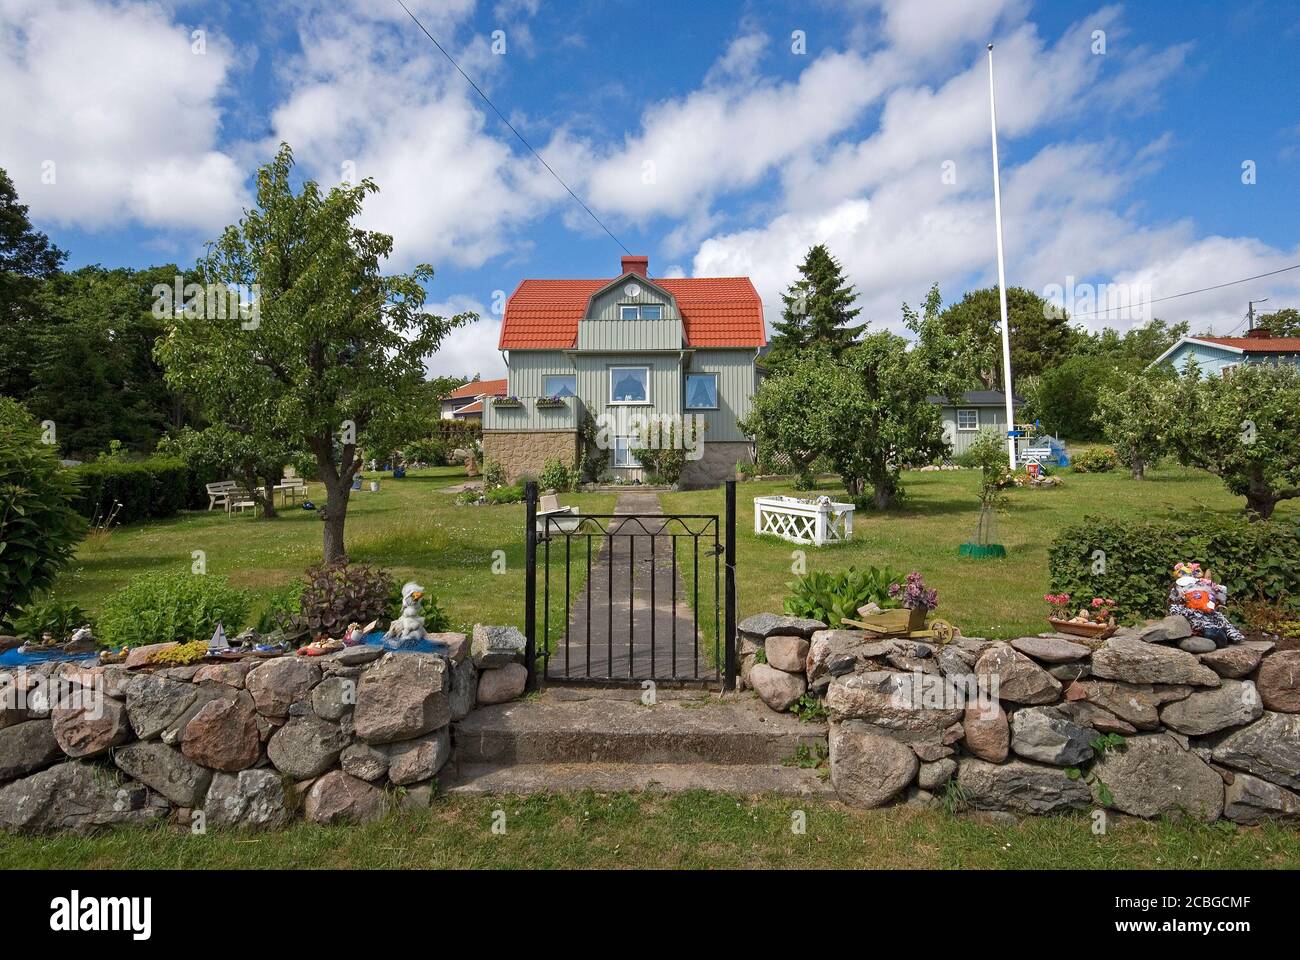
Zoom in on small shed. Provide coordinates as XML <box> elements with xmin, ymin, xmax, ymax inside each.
<box><xmin>927</xmin><ymin>390</ymin><xmax>1022</xmax><ymax>456</ymax></box>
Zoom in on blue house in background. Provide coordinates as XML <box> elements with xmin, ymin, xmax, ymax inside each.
<box><xmin>1150</xmin><ymin>330</ymin><xmax>1300</xmax><ymax>375</ymax></box>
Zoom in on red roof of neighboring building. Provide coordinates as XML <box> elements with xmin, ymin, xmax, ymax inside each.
<box><xmin>447</xmin><ymin>378</ymin><xmax>507</xmax><ymax>399</ymax></box>
<box><xmin>1195</xmin><ymin>336</ymin><xmax>1300</xmax><ymax>353</ymax></box>
<box><xmin>498</xmin><ymin>263</ymin><xmax>766</xmax><ymax>350</ymax></box>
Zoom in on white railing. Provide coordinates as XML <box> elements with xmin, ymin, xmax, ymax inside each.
<box><xmin>754</xmin><ymin>495</ymin><xmax>854</xmax><ymax>546</ymax></box>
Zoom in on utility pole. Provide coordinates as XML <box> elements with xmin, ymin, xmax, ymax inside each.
<box><xmin>1248</xmin><ymin>298</ymin><xmax>1269</xmax><ymax>332</ymax></box>
<box><xmin>987</xmin><ymin>43</ymin><xmax>1017</xmax><ymax>469</ymax></box>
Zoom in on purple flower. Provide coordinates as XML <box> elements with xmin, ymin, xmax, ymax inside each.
<box><xmin>890</xmin><ymin>571</ymin><xmax>938</xmax><ymax>611</ymax></box>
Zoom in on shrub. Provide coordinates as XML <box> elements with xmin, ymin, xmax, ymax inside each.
<box><xmin>68</xmin><ymin>456</ymin><xmax>192</xmax><ymax>523</ymax></box>
<box><xmin>296</xmin><ymin>560</ymin><xmax>394</xmax><ymax>638</ymax></box>
<box><xmin>97</xmin><ymin>572</ymin><xmax>250</xmax><ymax>649</ymax></box>
<box><xmin>481</xmin><ymin>458</ymin><xmax>506</xmax><ymax>489</ymax></box>
<box><xmin>484</xmin><ymin>483</ymin><xmax>524</xmax><ymax>505</ymax></box>
<box><xmin>784</xmin><ymin>565</ymin><xmax>903</xmax><ymax>626</ymax></box>
<box><xmin>11</xmin><ymin>594</ymin><xmax>91</xmax><ymax>641</ymax></box>
<box><xmin>0</xmin><ymin>398</ymin><xmax>86</xmax><ymax>626</ymax></box>
<box><xmin>1048</xmin><ymin>513</ymin><xmax>1300</xmax><ymax>621</ymax></box>
<box><xmin>539</xmin><ymin>458</ymin><xmax>580</xmax><ymax>493</ymax></box>
<box><xmin>1071</xmin><ymin>446</ymin><xmax>1119</xmax><ymax>473</ymax></box>
<box><xmin>404</xmin><ymin>437</ymin><xmax>449</xmax><ymax>466</ymax></box>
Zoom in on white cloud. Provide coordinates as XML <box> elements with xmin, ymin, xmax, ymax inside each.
<box><xmin>0</xmin><ymin>0</ymin><xmax>247</xmax><ymax>232</ymax></box>
<box><xmin>421</xmin><ymin>295</ymin><xmax>507</xmax><ymax>380</ymax></box>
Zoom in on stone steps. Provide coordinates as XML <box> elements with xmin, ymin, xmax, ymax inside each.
<box><xmin>446</xmin><ymin>687</ymin><xmax>829</xmax><ymax>795</ymax></box>
<box><xmin>441</xmin><ymin>760</ymin><xmax>835</xmax><ymax>796</ymax></box>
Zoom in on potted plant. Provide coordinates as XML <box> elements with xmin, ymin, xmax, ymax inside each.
<box><xmin>887</xmin><ymin>571</ymin><xmax>939</xmax><ymax>632</ymax></box>
<box><xmin>1044</xmin><ymin>592</ymin><xmax>1071</xmax><ymax>619</ymax></box>
<box><xmin>1047</xmin><ymin>595</ymin><xmax>1118</xmax><ymax>639</ymax></box>
<box><xmin>536</xmin><ymin>394</ymin><xmax>567</xmax><ymax>409</ymax></box>
<box><xmin>492</xmin><ymin>395</ymin><xmax>523</xmax><ymax>409</ymax></box>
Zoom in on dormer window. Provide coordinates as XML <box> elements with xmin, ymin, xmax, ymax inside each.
<box><xmin>618</xmin><ymin>304</ymin><xmax>663</xmax><ymax>320</ymax></box>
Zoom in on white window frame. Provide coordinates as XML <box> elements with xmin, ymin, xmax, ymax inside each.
<box><xmin>956</xmin><ymin>408</ymin><xmax>979</xmax><ymax>431</ymax></box>
<box><xmin>685</xmin><ymin>372</ymin><xmax>719</xmax><ymax>410</ymax></box>
<box><xmin>543</xmin><ymin>374</ymin><xmax>576</xmax><ymax>397</ymax></box>
<box><xmin>609</xmin><ymin>366</ymin><xmax>651</xmax><ymax>405</ymax></box>
<box><xmin>612</xmin><ymin>436</ymin><xmax>642</xmax><ymax>468</ymax></box>
<box><xmin>1219</xmin><ymin>363</ymin><xmax>1239</xmax><ymax>376</ymax></box>
<box><xmin>618</xmin><ymin>303</ymin><xmax>665</xmax><ymax>320</ymax></box>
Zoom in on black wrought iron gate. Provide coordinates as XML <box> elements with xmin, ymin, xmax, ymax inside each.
<box><xmin>523</xmin><ymin>480</ymin><xmax>737</xmax><ymax>690</ymax></box>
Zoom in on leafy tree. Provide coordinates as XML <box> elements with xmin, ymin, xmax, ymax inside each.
<box><xmin>1094</xmin><ymin>371</ymin><xmax>1174</xmax><ymax>479</ymax></box>
<box><xmin>903</xmin><ymin>282</ymin><xmax>983</xmax><ymax>393</ymax></box>
<box><xmin>0</xmin><ymin>167</ymin><xmax>66</xmax><ymax>400</ymax></box>
<box><xmin>1077</xmin><ymin>318</ymin><xmax>1189</xmax><ymax>365</ymax></box>
<box><xmin>741</xmin><ymin>350</ymin><xmax>838</xmax><ymax>483</ymax></box>
<box><xmin>1256</xmin><ymin>307</ymin><xmax>1300</xmax><ymax>337</ymax></box>
<box><xmin>966</xmin><ymin>428</ymin><xmax>1007</xmax><ymax>545</ymax></box>
<box><xmin>26</xmin><ymin>265</ymin><xmax>195</xmax><ymax>457</ymax></box>
<box><xmin>156</xmin><ymin>144</ymin><xmax>472</xmax><ymax>561</ymax></box>
<box><xmin>829</xmin><ymin>333</ymin><xmax>951</xmax><ymax>508</ymax></box>
<box><xmin>0</xmin><ymin>398</ymin><xmax>85</xmax><ymax>626</ymax></box>
<box><xmin>1167</xmin><ymin>364</ymin><xmax>1300</xmax><ymax>518</ymax></box>
<box><xmin>766</xmin><ymin>244</ymin><xmax>864</xmax><ymax>367</ymax></box>
<box><xmin>159</xmin><ymin>425</ymin><xmax>302</xmax><ymax>519</ymax></box>
<box><xmin>936</xmin><ymin>286</ymin><xmax>1076</xmax><ymax>387</ymax></box>
<box><xmin>1032</xmin><ymin>354</ymin><xmax>1132</xmax><ymax>440</ymax></box>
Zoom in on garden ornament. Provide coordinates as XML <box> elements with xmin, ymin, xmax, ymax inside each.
<box><xmin>383</xmin><ymin>582</ymin><xmax>429</xmax><ymax>644</ymax></box>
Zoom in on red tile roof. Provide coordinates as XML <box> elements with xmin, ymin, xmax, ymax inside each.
<box><xmin>1195</xmin><ymin>336</ymin><xmax>1300</xmax><ymax>353</ymax></box>
<box><xmin>447</xmin><ymin>378</ymin><xmax>507</xmax><ymax>399</ymax></box>
<box><xmin>499</xmin><ymin>276</ymin><xmax>766</xmax><ymax>349</ymax></box>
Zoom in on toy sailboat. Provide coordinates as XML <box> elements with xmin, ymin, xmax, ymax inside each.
<box><xmin>208</xmin><ymin>622</ymin><xmax>230</xmax><ymax>652</ymax></box>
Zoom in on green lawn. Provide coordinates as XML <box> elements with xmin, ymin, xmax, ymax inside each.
<box><xmin>2</xmin><ymin>792</ymin><xmax>1296</xmax><ymax>869</ymax></box>
<box><xmin>56</xmin><ymin>467</ymin><xmax>616</xmax><ymax>638</ymax></box>
<box><xmin>662</xmin><ymin>464</ymin><xmax>1293</xmax><ymax>639</ymax></box>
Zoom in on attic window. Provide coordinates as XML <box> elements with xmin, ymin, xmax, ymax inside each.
<box><xmin>618</xmin><ymin>304</ymin><xmax>663</xmax><ymax>320</ymax></box>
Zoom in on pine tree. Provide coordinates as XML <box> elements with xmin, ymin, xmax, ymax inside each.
<box><xmin>767</xmin><ymin>244</ymin><xmax>864</xmax><ymax>367</ymax></box>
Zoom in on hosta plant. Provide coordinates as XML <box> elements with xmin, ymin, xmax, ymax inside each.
<box><xmin>784</xmin><ymin>565</ymin><xmax>902</xmax><ymax>626</ymax></box>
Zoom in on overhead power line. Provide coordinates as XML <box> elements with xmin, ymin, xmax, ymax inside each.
<box><xmin>392</xmin><ymin>0</ymin><xmax>631</xmax><ymax>255</ymax></box>
<box><xmin>1070</xmin><ymin>262</ymin><xmax>1300</xmax><ymax>318</ymax></box>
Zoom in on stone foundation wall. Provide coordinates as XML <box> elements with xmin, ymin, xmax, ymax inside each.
<box><xmin>482</xmin><ymin>430</ymin><xmax>578</xmax><ymax>484</ymax></box>
<box><xmin>678</xmin><ymin>441</ymin><xmax>753</xmax><ymax>490</ymax></box>
<box><xmin>738</xmin><ymin>612</ymin><xmax>1300</xmax><ymax>824</ymax></box>
<box><xmin>0</xmin><ymin>625</ymin><xmax>528</xmax><ymax>833</ymax></box>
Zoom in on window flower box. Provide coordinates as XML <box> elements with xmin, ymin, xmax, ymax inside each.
<box><xmin>535</xmin><ymin>395</ymin><xmax>568</xmax><ymax>409</ymax></box>
<box><xmin>492</xmin><ymin>395</ymin><xmax>523</xmax><ymax>409</ymax></box>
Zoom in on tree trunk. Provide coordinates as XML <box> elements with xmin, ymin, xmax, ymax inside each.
<box><xmin>322</xmin><ymin>476</ymin><xmax>350</xmax><ymax>562</ymax></box>
<box><xmin>1130</xmin><ymin>456</ymin><xmax>1145</xmax><ymax>481</ymax></box>
<box><xmin>872</xmin><ymin>480</ymin><xmax>893</xmax><ymax>510</ymax></box>
<box><xmin>1245</xmin><ymin>490</ymin><xmax>1276</xmax><ymax>520</ymax></box>
<box><xmin>261</xmin><ymin>478</ymin><xmax>278</xmax><ymax>519</ymax></box>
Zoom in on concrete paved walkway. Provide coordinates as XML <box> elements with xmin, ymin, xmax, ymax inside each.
<box><xmin>545</xmin><ymin>491</ymin><xmax>716</xmax><ymax>682</ymax></box>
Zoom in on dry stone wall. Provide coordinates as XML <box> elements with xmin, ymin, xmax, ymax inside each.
<box><xmin>738</xmin><ymin>613</ymin><xmax>1300</xmax><ymax>825</ymax></box>
<box><xmin>0</xmin><ymin>624</ymin><xmax>528</xmax><ymax>833</ymax></box>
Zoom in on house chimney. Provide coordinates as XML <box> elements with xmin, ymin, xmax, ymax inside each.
<box><xmin>621</xmin><ymin>255</ymin><xmax>649</xmax><ymax>277</ymax></box>
<box><xmin>1245</xmin><ymin>327</ymin><xmax>1272</xmax><ymax>339</ymax></box>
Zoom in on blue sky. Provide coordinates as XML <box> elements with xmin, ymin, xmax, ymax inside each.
<box><xmin>4</xmin><ymin>0</ymin><xmax>1298</xmax><ymax>380</ymax></box>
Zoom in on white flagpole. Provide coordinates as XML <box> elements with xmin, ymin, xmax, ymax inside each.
<box><xmin>987</xmin><ymin>43</ymin><xmax>1017</xmax><ymax>469</ymax></box>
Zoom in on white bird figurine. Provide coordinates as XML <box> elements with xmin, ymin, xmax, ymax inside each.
<box><xmin>383</xmin><ymin>582</ymin><xmax>429</xmax><ymax>645</ymax></box>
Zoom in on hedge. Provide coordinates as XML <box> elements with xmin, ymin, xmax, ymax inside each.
<box><xmin>68</xmin><ymin>457</ymin><xmax>193</xmax><ymax>524</ymax></box>
<box><xmin>1048</xmin><ymin>513</ymin><xmax>1300</xmax><ymax>621</ymax></box>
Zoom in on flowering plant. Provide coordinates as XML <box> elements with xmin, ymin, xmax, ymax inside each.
<box><xmin>889</xmin><ymin>571</ymin><xmax>938</xmax><ymax>612</ymax></box>
<box><xmin>1044</xmin><ymin>592</ymin><xmax>1071</xmax><ymax>617</ymax></box>
<box><xmin>1088</xmin><ymin>597</ymin><xmax>1117</xmax><ymax>623</ymax></box>
<box><xmin>536</xmin><ymin>394</ymin><xmax>568</xmax><ymax>407</ymax></box>
<box><xmin>492</xmin><ymin>395</ymin><xmax>523</xmax><ymax>407</ymax></box>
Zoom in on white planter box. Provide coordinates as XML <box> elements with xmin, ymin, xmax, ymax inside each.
<box><xmin>754</xmin><ymin>495</ymin><xmax>854</xmax><ymax>546</ymax></box>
